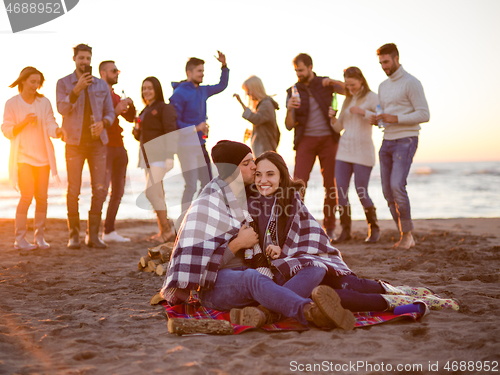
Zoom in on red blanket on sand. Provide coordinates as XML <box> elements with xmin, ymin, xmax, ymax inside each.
<box><xmin>162</xmin><ymin>302</ymin><xmax>425</xmax><ymax>334</ymax></box>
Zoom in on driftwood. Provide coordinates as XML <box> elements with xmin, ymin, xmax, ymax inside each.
<box><xmin>167</xmin><ymin>318</ymin><xmax>234</xmax><ymax>336</ymax></box>
<box><xmin>148</xmin><ymin>243</ymin><xmax>174</xmax><ymax>263</ymax></box>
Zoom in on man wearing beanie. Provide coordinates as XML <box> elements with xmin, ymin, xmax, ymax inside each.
<box><xmin>160</xmin><ymin>140</ymin><xmax>347</xmax><ymax>330</ymax></box>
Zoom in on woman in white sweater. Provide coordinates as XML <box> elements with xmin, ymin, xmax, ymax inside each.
<box><xmin>1</xmin><ymin>67</ymin><xmax>62</xmax><ymax>250</ymax></box>
<box><xmin>329</xmin><ymin>67</ymin><xmax>380</xmax><ymax>243</ymax></box>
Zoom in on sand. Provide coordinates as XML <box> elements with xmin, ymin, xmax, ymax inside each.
<box><xmin>1</xmin><ymin>217</ymin><xmax>499</xmax><ymax>375</ymax></box>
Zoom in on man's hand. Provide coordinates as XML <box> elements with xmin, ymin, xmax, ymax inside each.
<box><xmin>287</xmin><ymin>96</ymin><xmax>300</xmax><ymax>111</ymax></box>
<box><xmin>115</xmin><ymin>100</ymin><xmax>129</xmax><ymax>115</ymax></box>
<box><xmin>73</xmin><ymin>73</ymin><xmax>93</xmax><ymax>95</ymax></box>
<box><xmin>55</xmin><ymin>128</ymin><xmax>63</xmax><ymax>138</ymax></box>
<box><xmin>266</xmin><ymin>244</ymin><xmax>282</xmax><ymax>260</ymax></box>
<box><xmin>322</xmin><ymin>77</ymin><xmax>344</xmax><ymax>87</ymax></box>
<box><xmin>215</xmin><ymin>50</ymin><xmax>226</xmax><ymax>66</ymax></box>
<box><xmin>377</xmin><ymin>113</ymin><xmax>398</xmax><ymax>124</ymax></box>
<box><xmin>91</xmin><ymin>121</ymin><xmax>104</xmax><ymax>137</ymax></box>
<box><xmin>228</xmin><ymin>225</ymin><xmax>258</xmax><ymax>254</ymax></box>
<box><xmin>164</xmin><ymin>158</ymin><xmax>174</xmax><ymax>172</ymax></box>
<box><xmin>195</xmin><ymin>121</ymin><xmax>209</xmax><ymax>136</ymax></box>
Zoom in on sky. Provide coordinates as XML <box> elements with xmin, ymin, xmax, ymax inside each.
<box><xmin>1</xmin><ymin>0</ymin><xmax>499</xmax><ymax>181</ymax></box>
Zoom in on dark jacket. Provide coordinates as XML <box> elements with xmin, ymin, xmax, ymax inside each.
<box><xmin>133</xmin><ymin>100</ymin><xmax>178</xmax><ymax>164</ymax></box>
<box><xmin>286</xmin><ymin>74</ymin><xmax>340</xmax><ymax>150</ymax></box>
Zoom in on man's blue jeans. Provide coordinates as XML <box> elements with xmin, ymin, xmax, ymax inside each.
<box><xmin>379</xmin><ymin>137</ymin><xmax>419</xmax><ymax>233</ymax></box>
<box><xmin>198</xmin><ymin>266</ymin><xmax>325</xmax><ymax>325</ymax></box>
<box><xmin>104</xmin><ymin>146</ymin><xmax>128</xmax><ymax>234</ymax></box>
<box><xmin>65</xmin><ymin>140</ymin><xmax>107</xmax><ymax>216</ymax></box>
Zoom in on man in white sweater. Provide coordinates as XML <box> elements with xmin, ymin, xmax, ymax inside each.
<box><xmin>370</xmin><ymin>43</ymin><xmax>430</xmax><ymax>250</ymax></box>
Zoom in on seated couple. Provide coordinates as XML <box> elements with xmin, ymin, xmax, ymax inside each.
<box><xmin>161</xmin><ymin>141</ymin><xmax>458</xmax><ymax>330</ymax></box>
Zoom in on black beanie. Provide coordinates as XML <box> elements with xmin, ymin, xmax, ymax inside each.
<box><xmin>211</xmin><ymin>140</ymin><xmax>252</xmax><ymax>179</ymax></box>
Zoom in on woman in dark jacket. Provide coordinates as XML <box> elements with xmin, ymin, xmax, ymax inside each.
<box><xmin>133</xmin><ymin>76</ymin><xmax>178</xmax><ymax>242</ymax></box>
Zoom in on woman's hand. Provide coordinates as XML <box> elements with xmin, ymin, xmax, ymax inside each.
<box><xmin>23</xmin><ymin>113</ymin><xmax>37</xmax><ymax>125</ymax></box>
<box><xmin>266</xmin><ymin>244</ymin><xmax>282</xmax><ymax>260</ymax></box>
<box><xmin>233</xmin><ymin>93</ymin><xmax>246</xmax><ymax>110</ymax></box>
<box><xmin>349</xmin><ymin>106</ymin><xmax>365</xmax><ymax>116</ymax></box>
<box><xmin>55</xmin><ymin>128</ymin><xmax>63</xmax><ymax>138</ymax></box>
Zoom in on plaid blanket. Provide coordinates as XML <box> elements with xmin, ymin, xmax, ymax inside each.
<box><xmin>269</xmin><ymin>192</ymin><xmax>353</xmax><ymax>279</ymax></box>
<box><xmin>162</xmin><ymin>302</ymin><xmax>425</xmax><ymax>334</ymax></box>
<box><xmin>161</xmin><ymin>178</ymin><xmax>243</xmax><ymax>304</ymax></box>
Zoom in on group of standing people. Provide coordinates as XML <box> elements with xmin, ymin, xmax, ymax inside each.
<box><xmin>284</xmin><ymin>44</ymin><xmax>429</xmax><ymax>250</ymax></box>
<box><xmin>2</xmin><ymin>42</ymin><xmax>428</xmax><ymax>254</ymax></box>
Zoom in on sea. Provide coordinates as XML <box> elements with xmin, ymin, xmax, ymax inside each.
<box><xmin>0</xmin><ymin>161</ymin><xmax>499</xmax><ymax>221</ymax></box>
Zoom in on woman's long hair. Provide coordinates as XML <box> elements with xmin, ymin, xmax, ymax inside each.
<box><xmin>141</xmin><ymin>76</ymin><xmax>165</xmax><ymax>105</ymax></box>
<box><xmin>255</xmin><ymin>151</ymin><xmax>305</xmax><ymax>218</ymax></box>
<box><xmin>342</xmin><ymin>66</ymin><xmax>370</xmax><ymax>108</ymax></box>
<box><xmin>9</xmin><ymin>67</ymin><xmax>45</xmax><ymax>98</ymax></box>
<box><xmin>242</xmin><ymin>75</ymin><xmax>268</xmax><ymax>111</ymax></box>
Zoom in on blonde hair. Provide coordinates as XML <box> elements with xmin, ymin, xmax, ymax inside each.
<box><xmin>242</xmin><ymin>75</ymin><xmax>268</xmax><ymax>110</ymax></box>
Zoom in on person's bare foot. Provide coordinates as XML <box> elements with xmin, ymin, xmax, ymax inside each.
<box><xmin>394</xmin><ymin>232</ymin><xmax>415</xmax><ymax>250</ymax></box>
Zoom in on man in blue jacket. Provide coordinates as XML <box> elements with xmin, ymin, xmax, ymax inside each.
<box><xmin>169</xmin><ymin>51</ymin><xmax>229</xmax><ymax>215</ymax></box>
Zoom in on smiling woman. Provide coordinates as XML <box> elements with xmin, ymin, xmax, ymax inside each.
<box><xmin>1</xmin><ymin>66</ymin><xmax>62</xmax><ymax>250</ymax></box>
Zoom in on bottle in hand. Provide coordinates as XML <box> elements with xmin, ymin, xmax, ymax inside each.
<box><xmin>375</xmin><ymin>105</ymin><xmax>385</xmax><ymax>128</ymax></box>
<box><xmin>291</xmin><ymin>85</ymin><xmax>301</xmax><ymax>107</ymax></box>
<box><xmin>331</xmin><ymin>93</ymin><xmax>338</xmax><ymax>117</ymax></box>
<box><xmin>89</xmin><ymin>115</ymin><xmax>99</xmax><ymax>140</ymax></box>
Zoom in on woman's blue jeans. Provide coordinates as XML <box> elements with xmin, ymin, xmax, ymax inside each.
<box><xmin>335</xmin><ymin>160</ymin><xmax>374</xmax><ymax>208</ymax></box>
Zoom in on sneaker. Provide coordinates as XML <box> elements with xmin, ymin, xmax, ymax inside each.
<box><xmin>102</xmin><ymin>231</ymin><xmax>131</xmax><ymax>243</ymax></box>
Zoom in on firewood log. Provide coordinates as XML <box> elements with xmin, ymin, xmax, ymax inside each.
<box><xmin>167</xmin><ymin>318</ymin><xmax>234</xmax><ymax>336</ymax></box>
<box><xmin>147</xmin><ymin>259</ymin><xmax>161</xmax><ymax>271</ymax></box>
<box><xmin>156</xmin><ymin>263</ymin><xmax>168</xmax><ymax>276</ymax></box>
<box><xmin>140</xmin><ymin>255</ymin><xmax>151</xmax><ymax>268</ymax></box>
<box><xmin>149</xmin><ymin>293</ymin><xmax>165</xmax><ymax>305</ymax></box>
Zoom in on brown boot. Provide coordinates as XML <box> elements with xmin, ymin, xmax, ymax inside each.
<box><xmin>150</xmin><ymin>210</ymin><xmax>176</xmax><ymax>243</ymax></box>
<box><xmin>230</xmin><ymin>305</ymin><xmax>279</xmax><ymax>327</ymax></box>
<box><xmin>306</xmin><ymin>285</ymin><xmax>356</xmax><ymax>330</ymax></box>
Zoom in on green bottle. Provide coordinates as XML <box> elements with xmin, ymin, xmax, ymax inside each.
<box><xmin>332</xmin><ymin>92</ymin><xmax>338</xmax><ymax>111</ymax></box>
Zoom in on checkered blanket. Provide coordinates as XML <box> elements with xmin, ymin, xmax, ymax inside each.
<box><xmin>161</xmin><ymin>178</ymin><xmax>244</xmax><ymax>304</ymax></box>
<box><xmin>269</xmin><ymin>192</ymin><xmax>353</xmax><ymax>280</ymax></box>
<box><xmin>162</xmin><ymin>301</ymin><xmax>425</xmax><ymax>334</ymax></box>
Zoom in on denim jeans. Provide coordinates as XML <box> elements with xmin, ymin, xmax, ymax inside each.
<box><xmin>335</xmin><ymin>160</ymin><xmax>374</xmax><ymax>208</ymax></box>
<box><xmin>199</xmin><ymin>267</ymin><xmax>314</xmax><ymax>325</ymax></box>
<box><xmin>16</xmin><ymin>163</ymin><xmax>50</xmax><ymax>216</ymax></box>
<box><xmin>65</xmin><ymin>140</ymin><xmax>107</xmax><ymax>216</ymax></box>
<box><xmin>177</xmin><ymin>144</ymin><xmax>212</xmax><ymax>214</ymax></box>
<box><xmin>294</xmin><ymin>136</ymin><xmax>338</xmax><ymax>230</ymax></box>
<box><xmin>322</xmin><ymin>274</ymin><xmax>387</xmax><ymax>312</ymax></box>
<box><xmin>104</xmin><ymin>146</ymin><xmax>128</xmax><ymax>234</ymax></box>
<box><xmin>379</xmin><ymin>137</ymin><xmax>419</xmax><ymax>232</ymax></box>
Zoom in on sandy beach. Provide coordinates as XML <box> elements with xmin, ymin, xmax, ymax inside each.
<box><xmin>1</xmin><ymin>217</ymin><xmax>499</xmax><ymax>375</ymax></box>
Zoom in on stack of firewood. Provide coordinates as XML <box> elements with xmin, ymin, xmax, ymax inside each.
<box><xmin>138</xmin><ymin>242</ymin><xmax>175</xmax><ymax>276</ymax></box>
